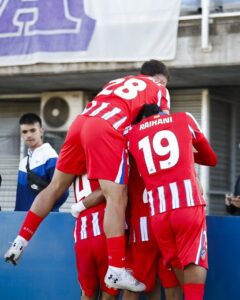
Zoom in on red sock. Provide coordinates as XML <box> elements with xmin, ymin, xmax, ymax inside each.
<box><xmin>106</xmin><ymin>235</ymin><xmax>126</xmax><ymax>268</ymax></box>
<box><xmin>183</xmin><ymin>283</ymin><xmax>205</xmax><ymax>300</ymax></box>
<box><xmin>19</xmin><ymin>210</ymin><xmax>43</xmax><ymax>241</ymax></box>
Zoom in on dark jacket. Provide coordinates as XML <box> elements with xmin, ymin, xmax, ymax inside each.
<box><xmin>226</xmin><ymin>176</ymin><xmax>240</xmax><ymax>216</ymax></box>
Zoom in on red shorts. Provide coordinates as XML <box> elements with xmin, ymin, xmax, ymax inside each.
<box><xmin>126</xmin><ymin>240</ymin><xmax>179</xmax><ymax>291</ymax></box>
<box><xmin>75</xmin><ymin>235</ymin><xmax>118</xmax><ymax>297</ymax></box>
<box><xmin>57</xmin><ymin>115</ymin><xmax>129</xmax><ymax>184</ymax></box>
<box><xmin>151</xmin><ymin>206</ymin><xmax>208</xmax><ymax>270</ymax></box>
<box><xmin>158</xmin><ymin>257</ymin><xmax>179</xmax><ymax>288</ymax></box>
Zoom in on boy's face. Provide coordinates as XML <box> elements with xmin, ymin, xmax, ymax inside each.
<box><xmin>20</xmin><ymin>122</ymin><xmax>43</xmax><ymax>151</ymax></box>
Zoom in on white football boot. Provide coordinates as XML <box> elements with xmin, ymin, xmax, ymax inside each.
<box><xmin>104</xmin><ymin>266</ymin><xmax>146</xmax><ymax>292</ymax></box>
<box><xmin>4</xmin><ymin>235</ymin><xmax>28</xmax><ymax>266</ymax></box>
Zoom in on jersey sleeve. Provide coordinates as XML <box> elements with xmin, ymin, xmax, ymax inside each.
<box><xmin>193</xmin><ymin>137</ymin><xmax>218</xmax><ymax>166</ymax></box>
<box><xmin>186</xmin><ymin>113</ymin><xmax>218</xmax><ymax>166</ymax></box>
<box><xmin>157</xmin><ymin>86</ymin><xmax>170</xmax><ymax>112</ymax></box>
<box><xmin>186</xmin><ymin>112</ymin><xmax>204</xmax><ymax>144</ymax></box>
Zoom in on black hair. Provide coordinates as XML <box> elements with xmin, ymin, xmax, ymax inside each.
<box><xmin>134</xmin><ymin>104</ymin><xmax>161</xmax><ymax>124</ymax></box>
<box><xmin>140</xmin><ymin>59</ymin><xmax>169</xmax><ymax>80</ymax></box>
<box><xmin>19</xmin><ymin>113</ymin><xmax>42</xmax><ymax>127</ymax></box>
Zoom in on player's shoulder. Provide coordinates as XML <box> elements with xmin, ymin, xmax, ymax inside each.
<box><xmin>176</xmin><ymin>112</ymin><xmax>202</xmax><ymax>131</ymax></box>
<box><xmin>172</xmin><ymin>111</ymin><xmax>192</xmax><ymax>119</ymax></box>
<box><xmin>184</xmin><ymin>112</ymin><xmax>199</xmax><ymax>124</ymax></box>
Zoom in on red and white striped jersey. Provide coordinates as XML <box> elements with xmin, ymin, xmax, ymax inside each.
<box><xmin>127</xmin><ymin>112</ymin><xmax>216</xmax><ymax>215</ymax></box>
<box><xmin>73</xmin><ymin>174</ymin><xmax>105</xmax><ymax>242</ymax></box>
<box><xmin>82</xmin><ymin>75</ymin><xmax>170</xmax><ymax>132</ymax></box>
<box><xmin>128</xmin><ymin>161</ymin><xmax>155</xmax><ymax>243</ymax></box>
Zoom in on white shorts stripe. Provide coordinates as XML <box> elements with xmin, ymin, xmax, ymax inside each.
<box><xmin>114</xmin><ymin>150</ymin><xmax>125</xmax><ymax>184</ymax></box>
<box><xmin>195</xmin><ymin>229</ymin><xmax>205</xmax><ymax>265</ymax></box>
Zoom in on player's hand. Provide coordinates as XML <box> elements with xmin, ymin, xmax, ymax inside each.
<box><xmin>4</xmin><ymin>235</ymin><xmax>28</xmax><ymax>266</ymax></box>
<box><xmin>71</xmin><ymin>201</ymin><xmax>86</xmax><ymax>218</ymax></box>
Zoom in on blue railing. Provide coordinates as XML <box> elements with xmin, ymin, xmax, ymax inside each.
<box><xmin>0</xmin><ymin>212</ymin><xmax>240</xmax><ymax>299</ymax></box>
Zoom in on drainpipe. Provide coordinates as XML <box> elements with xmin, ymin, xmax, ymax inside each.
<box><xmin>201</xmin><ymin>0</ymin><xmax>212</xmax><ymax>51</ymax></box>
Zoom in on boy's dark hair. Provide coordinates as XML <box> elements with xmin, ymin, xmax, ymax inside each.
<box><xmin>19</xmin><ymin>113</ymin><xmax>42</xmax><ymax>127</ymax></box>
<box><xmin>140</xmin><ymin>59</ymin><xmax>169</xmax><ymax>80</ymax></box>
<box><xmin>134</xmin><ymin>104</ymin><xmax>161</xmax><ymax>124</ymax></box>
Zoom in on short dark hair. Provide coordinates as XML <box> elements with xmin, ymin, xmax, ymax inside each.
<box><xmin>19</xmin><ymin>113</ymin><xmax>42</xmax><ymax>127</ymax></box>
<box><xmin>135</xmin><ymin>104</ymin><xmax>161</xmax><ymax>124</ymax></box>
<box><xmin>140</xmin><ymin>59</ymin><xmax>169</xmax><ymax>80</ymax></box>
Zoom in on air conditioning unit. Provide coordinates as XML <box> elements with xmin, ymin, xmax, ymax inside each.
<box><xmin>41</xmin><ymin>91</ymin><xmax>86</xmax><ymax>131</ymax></box>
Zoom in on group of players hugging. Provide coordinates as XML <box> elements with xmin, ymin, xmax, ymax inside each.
<box><xmin>5</xmin><ymin>60</ymin><xmax>217</xmax><ymax>300</ymax></box>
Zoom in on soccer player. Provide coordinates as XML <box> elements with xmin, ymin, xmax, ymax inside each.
<box><xmin>71</xmin><ymin>174</ymin><xmax>118</xmax><ymax>300</ymax></box>
<box><xmin>4</xmin><ymin>60</ymin><xmax>170</xmax><ymax>292</ymax></box>
<box><xmin>123</xmin><ymin>159</ymin><xmax>182</xmax><ymax>300</ymax></box>
<box><xmin>126</xmin><ymin>104</ymin><xmax>217</xmax><ymax>300</ymax></box>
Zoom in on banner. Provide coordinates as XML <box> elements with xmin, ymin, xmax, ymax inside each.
<box><xmin>0</xmin><ymin>0</ymin><xmax>181</xmax><ymax>66</ymax></box>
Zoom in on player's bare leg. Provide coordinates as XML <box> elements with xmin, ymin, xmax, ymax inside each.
<box><xmin>99</xmin><ymin>180</ymin><xmax>127</xmax><ymax>238</ymax></box>
<box><xmin>183</xmin><ymin>263</ymin><xmax>207</xmax><ymax>300</ymax></box>
<box><xmin>164</xmin><ymin>286</ymin><xmax>183</xmax><ymax>300</ymax></box>
<box><xmin>81</xmin><ymin>289</ymin><xmax>98</xmax><ymax>300</ymax></box>
<box><xmin>146</xmin><ymin>280</ymin><xmax>161</xmax><ymax>300</ymax></box>
<box><xmin>122</xmin><ymin>290</ymin><xmax>140</xmax><ymax>300</ymax></box>
<box><xmin>99</xmin><ymin>179</ymin><xmax>146</xmax><ymax>292</ymax></box>
<box><xmin>184</xmin><ymin>264</ymin><xmax>207</xmax><ymax>283</ymax></box>
<box><xmin>101</xmin><ymin>291</ymin><xmax>118</xmax><ymax>300</ymax></box>
<box><xmin>173</xmin><ymin>268</ymin><xmax>184</xmax><ymax>286</ymax></box>
<box><xmin>81</xmin><ymin>295</ymin><xmax>95</xmax><ymax>300</ymax></box>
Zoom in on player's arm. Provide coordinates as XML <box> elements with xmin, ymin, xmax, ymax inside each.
<box><xmin>71</xmin><ymin>188</ymin><xmax>105</xmax><ymax>218</ymax></box>
<box><xmin>31</xmin><ymin>169</ymin><xmax>74</xmax><ymax>215</ymax></box>
<box><xmin>186</xmin><ymin>112</ymin><xmax>217</xmax><ymax>166</ymax></box>
<box><xmin>193</xmin><ymin>137</ymin><xmax>217</xmax><ymax>166</ymax></box>
<box><xmin>4</xmin><ymin>169</ymin><xmax>74</xmax><ymax>266</ymax></box>
<box><xmin>45</xmin><ymin>158</ymin><xmax>69</xmax><ymax>209</ymax></box>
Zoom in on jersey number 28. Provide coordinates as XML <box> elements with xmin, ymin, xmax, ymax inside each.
<box><xmin>98</xmin><ymin>78</ymin><xmax>147</xmax><ymax>100</ymax></box>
